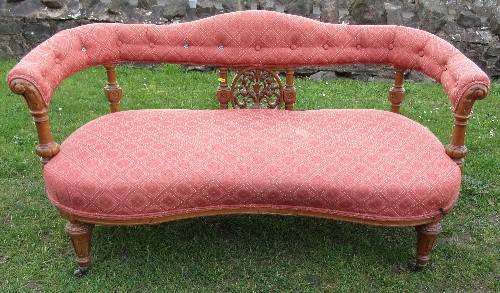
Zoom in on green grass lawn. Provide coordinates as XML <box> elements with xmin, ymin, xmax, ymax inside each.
<box><xmin>1</xmin><ymin>60</ymin><xmax>498</xmax><ymax>292</ymax></box>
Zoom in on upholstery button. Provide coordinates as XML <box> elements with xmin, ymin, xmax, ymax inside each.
<box><xmin>255</xmin><ymin>45</ymin><xmax>261</xmax><ymax>51</ymax></box>
<box><xmin>323</xmin><ymin>44</ymin><xmax>329</xmax><ymax>50</ymax></box>
<box><xmin>388</xmin><ymin>43</ymin><xmax>394</xmax><ymax>50</ymax></box>
<box><xmin>218</xmin><ymin>44</ymin><xmax>224</xmax><ymax>49</ymax></box>
<box><xmin>149</xmin><ymin>43</ymin><xmax>155</xmax><ymax>48</ymax></box>
<box><xmin>81</xmin><ymin>47</ymin><xmax>87</xmax><ymax>52</ymax></box>
<box><xmin>183</xmin><ymin>43</ymin><xmax>189</xmax><ymax>48</ymax></box>
<box><xmin>444</xmin><ymin>65</ymin><xmax>448</xmax><ymax>71</ymax></box>
<box><xmin>419</xmin><ymin>50</ymin><xmax>424</xmax><ymax>57</ymax></box>
<box><xmin>116</xmin><ymin>41</ymin><xmax>123</xmax><ymax>47</ymax></box>
<box><xmin>290</xmin><ymin>44</ymin><xmax>297</xmax><ymax>50</ymax></box>
<box><xmin>356</xmin><ymin>44</ymin><xmax>361</xmax><ymax>50</ymax></box>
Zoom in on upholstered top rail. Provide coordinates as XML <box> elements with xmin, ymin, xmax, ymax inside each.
<box><xmin>7</xmin><ymin>10</ymin><xmax>489</xmax><ymax>108</ymax></box>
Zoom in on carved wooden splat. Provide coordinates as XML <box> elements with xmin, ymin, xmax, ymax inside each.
<box><xmin>217</xmin><ymin>67</ymin><xmax>296</xmax><ymax>110</ymax></box>
<box><xmin>231</xmin><ymin>67</ymin><xmax>283</xmax><ymax>109</ymax></box>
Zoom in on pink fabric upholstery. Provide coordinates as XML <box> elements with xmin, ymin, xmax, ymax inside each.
<box><xmin>7</xmin><ymin>11</ymin><xmax>489</xmax><ymax>110</ymax></box>
<box><xmin>44</xmin><ymin>109</ymin><xmax>461</xmax><ymax>222</ymax></box>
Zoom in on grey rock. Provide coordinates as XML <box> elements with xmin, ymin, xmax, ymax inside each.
<box><xmin>329</xmin><ymin>64</ymin><xmax>395</xmax><ymax>79</ymax></box>
<box><xmin>407</xmin><ymin>70</ymin><xmax>435</xmax><ymax>83</ymax></box>
<box><xmin>309</xmin><ymin>70</ymin><xmax>337</xmax><ymax>81</ymax></box>
<box><xmin>55</xmin><ymin>20</ymin><xmax>79</xmax><ymax>32</ymax></box>
<box><xmin>214</xmin><ymin>2</ymin><xmax>224</xmax><ymax>14</ymax></box>
<box><xmin>296</xmin><ymin>67</ymin><xmax>321</xmax><ymax>76</ymax></box>
<box><xmin>312</xmin><ymin>5</ymin><xmax>321</xmax><ymax>19</ymax></box>
<box><xmin>459</xmin><ymin>29</ymin><xmax>492</xmax><ymax>45</ymax></box>
<box><xmin>196</xmin><ymin>1</ymin><xmax>214</xmax><ymax>18</ymax></box>
<box><xmin>273</xmin><ymin>0</ymin><xmax>309</xmax><ymax>16</ymax></box>
<box><xmin>414</xmin><ymin>0</ymin><xmax>447</xmax><ymax>33</ymax></box>
<box><xmin>494</xmin><ymin>58</ymin><xmax>500</xmax><ymax>75</ymax></box>
<box><xmin>384</xmin><ymin>2</ymin><xmax>402</xmax><ymax>25</ymax></box>
<box><xmin>220</xmin><ymin>0</ymin><xmax>245</xmax><ymax>12</ymax></box>
<box><xmin>9</xmin><ymin>36</ymin><xmax>26</xmax><ymax>57</ymax></box>
<box><xmin>108</xmin><ymin>0</ymin><xmax>129</xmax><ymax>15</ymax></box>
<box><xmin>465</xmin><ymin>44</ymin><xmax>487</xmax><ymax>63</ymax></box>
<box><xmin>441</xmin><ymin>18</ymin><xmax>463</xmax><ymax>40</ymax></box>
<box><xmin>137</xmin><ymin>0</ymin><xmax>156</xmax><ymax>10</ymax></box>
<box><xmin>485</xmin><ymin>46</ymin><xmax>500</xmax><ymax>58</ymax></box>
<box><xmin>163</xmin><ymin>0</ymin><xmax>187</xmax><ymax>19</ymax></box>
<box><xmin>348</xmin><ymin>0</ymin><xmax>386</xmax><ymax>25</ymax></box>
<box><xmin>3</xmin><ymin>0</ymin><xmax>45</xmax><ymax>17</ymax></box>
<box><xmin>0</xmin><ymin>47</ymin><xmax>9</xmax><ymax>60</ymax></box>
<box><xmin>457</xmin><ymin>5</ymin><xmax>481</xmax><ymax>28</ymax></box>
<box><xmin>489</xmin><ymin>7</ymin><xmax>500</xmax><ymax>36</ymax></box>
<box><xmin>41</xmin><ymin>0</ymin><xmax>66</xmax><ymax>9</ymax></box>
<box><xmin>22</xmin><ymin>21</ymin><xmax>55</xmax><ymax>45</ymax></box>
<box><xmin>79</xmin><ymin>0</ymin><xmax>100</xmax><ymax>9</ymax></box>
<box><xmin>320</xmin><ymin>0</ymin><xmax>339</xmax><ymax>23</ymax></box>
<box><xmin>0</xmin><ymin>18</ymin><xmax>22</xmax><ymax>35</ymax></box>
<box><xmin>182</xmin><ymin>65</ymin><xmax>216</xmax><ymax>72</ymax></box>
<box><xmin>264</xmin><ymin>0</ymin><xmax>274</xmax><ymax>11</ymax></box>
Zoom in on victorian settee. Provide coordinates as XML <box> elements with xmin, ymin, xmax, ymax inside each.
<box><xmin>7</xmin><ymin>11</ymin><xmax>490</xmax><ymax>275</ymax></box>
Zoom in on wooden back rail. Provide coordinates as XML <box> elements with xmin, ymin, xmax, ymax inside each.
<box><xmin>6</xmin><ymin>11</ymin><xmax>490</xmax><ymax>275</ymax></box>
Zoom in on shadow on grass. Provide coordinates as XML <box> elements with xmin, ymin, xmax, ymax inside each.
<box><xmin>89</xmin><ymin>215</ymin><xmax>416</xmax><ymax>277</ymax></box>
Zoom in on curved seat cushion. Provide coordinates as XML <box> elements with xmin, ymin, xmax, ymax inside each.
<box><xmin>44</xmin><ymin>109</ymin><xmax>461</xmax><ymax>222</ymax></box>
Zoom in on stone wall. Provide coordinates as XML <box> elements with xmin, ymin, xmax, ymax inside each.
<box><xmin>1</xmin><ymin>0</ymin><xmax>499</xmax><ymax>79</ymax></box>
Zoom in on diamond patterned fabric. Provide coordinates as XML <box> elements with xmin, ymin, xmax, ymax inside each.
<box><xmin>6</xmin><ymin>11</ymin><xmax>489</xmax><ymax>110</ymax></box>
<box><xmin>44</xmin><ymin>109</ymin><xmax>461</xmax><ymax>222</ymax></box>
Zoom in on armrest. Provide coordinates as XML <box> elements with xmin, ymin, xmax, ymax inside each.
<box><xmin>446</xmin><ymin>84</ymin><xmax>489</xmax><ymax>169</ymax></box>
<box><xmin>9</xmin><ymin>78</ymin><xmax>59</xmax><ymax>164</ymax></box>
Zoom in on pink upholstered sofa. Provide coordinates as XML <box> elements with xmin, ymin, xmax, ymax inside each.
<box><xmin>7</xmin><ymin>11</ymin><xmax>490</xmax><ymax>276</ymax></box>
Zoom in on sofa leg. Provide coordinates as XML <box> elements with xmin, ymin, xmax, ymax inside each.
<box><xmin>65</xmin><ymin>221</ymin><xmax>94</xmax><ymax>276</ymax></box>
<box><xmin>412</xmin><ymin>222</ymin><xmax>442</xmax><ymax>270</ymax></box>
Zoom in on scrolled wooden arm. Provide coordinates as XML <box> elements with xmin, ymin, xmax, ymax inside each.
<box><xmin>9</xmin><ymin>78</ymin><xmax>59</xmax><ymax>165</ymax></box>
<box><xmin>446</xmin><ymin>84</ymin><xmax>489</xmax><ymax>169</ymax></box>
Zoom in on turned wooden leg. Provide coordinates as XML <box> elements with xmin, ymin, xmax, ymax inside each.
<box><xmin>413</xmin><ymin>222</ymin><xmax>442</xmax><ymax>270</ymax></box>
<box><xmin>65</xmin><ymin>221</ymin><xmax>94</xmax><ymax>276</ymax></box>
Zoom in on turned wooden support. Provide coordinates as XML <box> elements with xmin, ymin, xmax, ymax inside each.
<box><xmin>283</xmin><ymin>68</ymin><xmax>297</xmax><ymax>111</ymax></box>
<box><xmin>104</xmin><ymin>64</ymin><xmax>123</xmax><ymax>113</ymax></box>
<box><xmin>65</xmin><ymin>221</ymin><xmax>95</xmax><ymax>276</ymax></box>
<box><xmin>32</xmin><ymin>110</ymin><xmax>60</xmax><ymax>165</ymax></box>
<box><xmin>446</xmin><ymin>85</ymin><xmax>488</xmax><ymax>169</ymax></box>
<box><xmin>217</xmin><ymin>67</ymin><xmax>231</xmax><ymax>109</ymax></box>
<box><xmin>414</xmin><ymin>222</ymin><xmax>442</xmax><ymax>269</ymax></box>
<box><xmin>9</xmin><ymin>79</ymin><xmax>59</xmax><ymax>165</ymax></box>
<box><xmin>388</xmin><ymin>68</ymin><xmax>405</xmax><ymax>114</ymax></box>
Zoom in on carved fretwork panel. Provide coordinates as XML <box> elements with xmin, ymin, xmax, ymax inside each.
<box><xmin>232</xmin><ymin>68</ymin><xmax>283</xmax><ymax>109</ymax></box>
<box><xmin>217</xmin><ymin>67</ymin><xmax>296</xmax><ymax>110</ymax></box>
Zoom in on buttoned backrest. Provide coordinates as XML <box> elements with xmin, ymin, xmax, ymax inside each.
<box><xmin>7</xmin><ymin>10</ymin><xmax>489</xmax><ymax>109</ymax></box>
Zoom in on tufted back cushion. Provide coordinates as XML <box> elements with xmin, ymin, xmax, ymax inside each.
<box><xmin>7</xmin><ymin>10</ymin><xmax>489</xmax><ymax>108</ymax></box>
